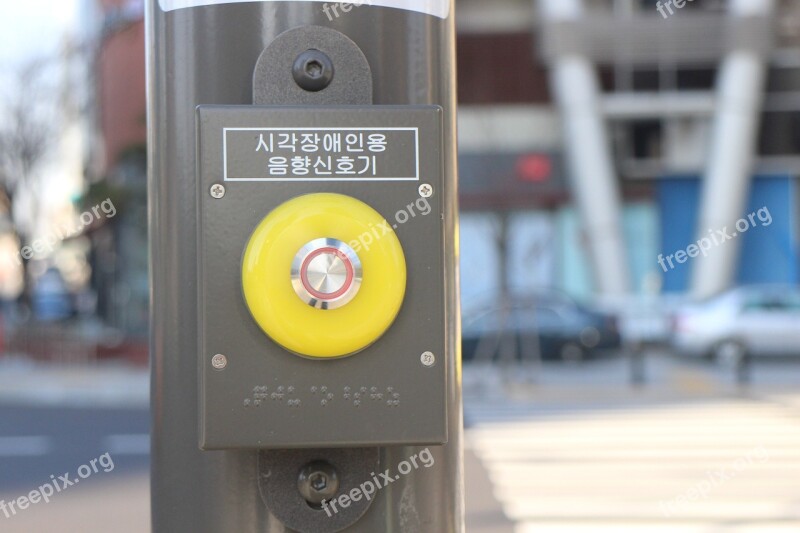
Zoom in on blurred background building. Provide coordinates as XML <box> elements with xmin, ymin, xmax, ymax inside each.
<box><xmin>84</xmin><ymin>0</ymin><xmax>148</xmax><ymax>340</ymax></box>
<box><xmin>0</xmin><ymin>0</ymin><xmax>800</xmax><ymax>353</ymax></box>
<box><xmin>457</xmin><ymin>0</ymin><xmax>800</xmax><ymax>310</ymax></box>
<box><xmin>3</xmin><ymin>0</ymin><xmax>799</xmax><ymax>360</ymax></box>
<box><xmin>0</xmin><ymin>0</ymin><xmax>147</xmax><ymax>362</ymax></box>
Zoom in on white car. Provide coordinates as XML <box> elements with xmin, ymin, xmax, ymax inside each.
<box><xmin>670</xmin><ymin>285</ymin><xmax>800</xmax><ymax>363</ymax></box>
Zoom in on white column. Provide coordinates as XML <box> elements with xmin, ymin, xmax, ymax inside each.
<box><xmin>540</xmin><ymin>0</ymin><xmax>632</xmax><ymax>295</ymax></box>
<box><xmin>690</xmin><ymin>0</ymin><xmax>774</xmax><ymax>299</ymax></box>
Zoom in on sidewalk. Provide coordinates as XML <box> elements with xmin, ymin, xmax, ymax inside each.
<box><xmin>3</xmin><ymin>353</ymin><xmax>797</xmax><ymax>531</ymax></box>
<box><xmin>0</xmin><ymin>357</ymin><xmax>148</xmax><ymax>408</ymax></box>
<box><xmin>0</xmin><ymin>473</ymin><xmax>150</xmax><ymax>533</ymax></box>
<box><xmin>1</xmin><ymin>457</ymin><xmax>502</xmax><ymax>533</ymax></box>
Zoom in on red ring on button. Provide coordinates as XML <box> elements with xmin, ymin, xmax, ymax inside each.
<box><xmin>299</xmin><ymin>247</ymin><xmax>355</xmax><ymax>301</ymax></box>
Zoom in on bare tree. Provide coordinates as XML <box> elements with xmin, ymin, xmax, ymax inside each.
<box><xmin>0</xmin><ymin>58</ymin><xmax>64</xmax><ymax>300</ymax></box>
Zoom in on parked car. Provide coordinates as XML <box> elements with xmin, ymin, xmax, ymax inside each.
<box><xmin>670</xmin><ymin>285</ymin><xmax>800</xmax><ymax>363</ymax></box>
<box><xmin>461</xmin><ymin>292</ymin><xmax>621</xmax><ymax>362</ymax></box>
<box><xmin>31</xmin><ymin>267</ymin><xmax>74</xmax><ymax>322</ymax></box>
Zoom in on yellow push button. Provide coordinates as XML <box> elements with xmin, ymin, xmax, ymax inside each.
<box><xmin>242</xmin><ymin>193</ymin><xmax>406</xmax><ymax>358</ymax></box>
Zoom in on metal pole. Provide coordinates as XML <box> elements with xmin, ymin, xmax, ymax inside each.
<box><xmin>146</xmin><ymin>1</ymin><xmax>462</xmax><ymax>532</ymax></box>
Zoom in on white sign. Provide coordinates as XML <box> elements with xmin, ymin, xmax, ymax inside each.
<box><xmin>223</xmin><ymin>127</ymin><xmax>421</xmax><ymax>182</ymax></box>
<box><xmin>159</xmin><ymin>0</ymin><xmax>450</xmax><ymax>19</ymax></box>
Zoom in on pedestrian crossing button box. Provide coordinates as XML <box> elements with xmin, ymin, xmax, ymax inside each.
<box><xmin>197</xmin><ymin>106</ymin><xmax>448</xmax><ymax>450</ymax></box>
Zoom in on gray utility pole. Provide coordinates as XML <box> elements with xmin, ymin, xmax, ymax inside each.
<box><xmin>146</xmin><ymin>1</ymin><xmax>462</xmax><ymax>532</ymax></box>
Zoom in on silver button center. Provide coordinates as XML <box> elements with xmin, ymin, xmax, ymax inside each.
<box><xmin>304</xmin><ymin>252</ymin><xmax>349</xmax><ymax>295</ymax></box>
<box><xmin>291</xmin><ymin>238</ymin><xmax>362</xmax><ymax>310</ymax></box>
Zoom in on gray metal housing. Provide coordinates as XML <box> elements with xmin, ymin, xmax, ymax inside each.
<box><xmin>197</xmin><ymin>106</ymin><xmax>447</xmax><ymax>449</ymax></box>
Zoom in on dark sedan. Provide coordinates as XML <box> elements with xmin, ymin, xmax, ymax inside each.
<box><xmin>462</xmin><ymin>294</ymin><xmax>621</xmax><ymax>362</ymax></box>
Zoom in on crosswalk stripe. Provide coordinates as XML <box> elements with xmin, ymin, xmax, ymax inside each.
<box><xmin>102</xmin><ymin>434</ymin><xmax>150</xmax><ymax>455</ymax></box>
<box><xmin>0</xmin><ymin>436</ymin><xmax>52</xmax><ymax>457</ymax></box>
<box><xmin>466</xmin><ymin>395</ymin><xmax>800</xmax><ymax>531</ymax></box>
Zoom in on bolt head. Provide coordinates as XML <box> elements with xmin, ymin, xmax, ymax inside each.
<box><xmin>293</xmin><ymin>49</ymin><xmax>334</xmax><ymax>92</ymax></box>
<box><xmin>418</xmin><ymin>183</ymin><xmax>433</xmax><ymax>198</ymax></box>
<box><xmin>211</xmin><ymin>354</ymin><xmax>227</xmax><ymax>370</ymax></box>
<box><xmin>210</xmin><ymin>184</ymin><xmax>226</xmax><ymax>199</ymax></box>
<box><xmin>420</xmin><ymin>351</ymin><xmax>436</xmax><ymax>367</ymax></box>
<box><xmin>298</xmin><ymin>461</ymin><xmax>339</xmax><ymax>506</ymax></box>
<box><xmin>309</xmin><ymin>472</ymin><xmax>328</xmax><ymax>491</ymax></box>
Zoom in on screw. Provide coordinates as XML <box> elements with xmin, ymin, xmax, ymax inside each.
<box><xmin>210</xmin><ymin>183</ymin><xmax>226</xmax><ymax>199</ymax></box>
<box><xmin>211</xmin><ymin>354</ymin><xmax>227</xmax><ymax>370</ymax></box>
<box><xmin>298</xmin><ymin>461</ymin><xmax>339</xmax><ymax>507</ymax></box>
<box><xmin>420</xmin><ymin>351</ymin><xmax>436</xmax><ymax>367</ymax></box>
<box><xmin>293</xmin><ymin>49</ymin><xmax>334</xmax><ymax>92</ymax></box>
<box><xmin>310</xmin><ymin>473</ymin><xmax>328</xmax><ymax>492</ymax></box>
<box><xmin>418</xmin><ymin>183</ymin><xmax>433</xmax><ymax>198</ymax></box>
